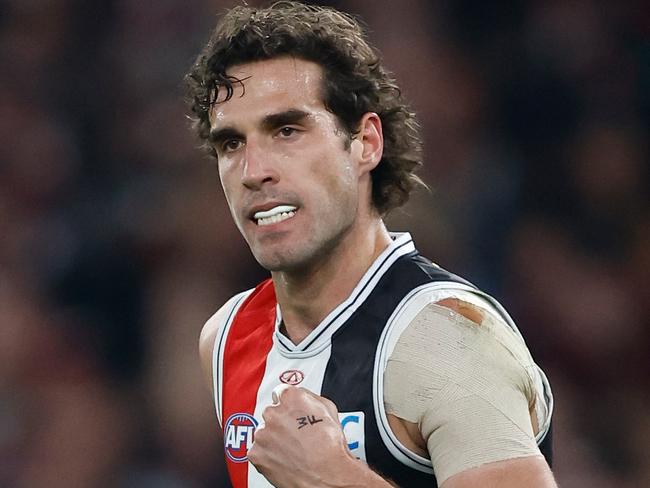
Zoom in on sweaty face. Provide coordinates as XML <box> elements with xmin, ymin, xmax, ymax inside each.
<box><xmin>208</xmin><ymin>57</ymin><xmax>362</xmax><ymax>272</ymax></box>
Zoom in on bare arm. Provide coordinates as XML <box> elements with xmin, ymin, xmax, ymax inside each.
<box><xmin>198</xmin><ymin>313</ymin><xmax>220</xmax><ymax>394</ymax></box>
<box><xmin>441</xmin><ymin>456</ymin><xmax>556</xmax><ymax>488</ymax></box>
<box><xmin>199</xmin><ymin>294</ymin><xmax>245</xmax><ymax>395</ymax></box>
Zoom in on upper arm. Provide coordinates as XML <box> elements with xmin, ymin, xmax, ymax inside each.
<box><xmin>199</xmin><ymin>310</ymin><xmax>222</xmax><ymax>395</ymax></box>
<box><xmin>441</xmin><ymin>456</ymin><xmax>556</xmax><ymax>488</ymax></box>
<box><xmin>199</xmin><ymin>292</ymin><xmax>249</xmax><ymax>394</ymax></box>
<box><xmin>383</xmin><ymin>298</ymin><xmax>549</xmax><ymax>484</ymax></box>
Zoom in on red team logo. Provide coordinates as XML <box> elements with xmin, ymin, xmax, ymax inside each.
<box><xmin>224</xmin><ymin>413</ymin><xmax>258</xmax><ymax>462</ymax></box>
<box><xmin>279</xmin><ymin>369</ymin><xmax>305</xmax><ymax>385</ymax></box>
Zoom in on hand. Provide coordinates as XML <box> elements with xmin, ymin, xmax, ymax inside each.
<box><xmin>248</xmin><ymin>385</ymin><xmax>360</xmax><ymax>488</ymax></box>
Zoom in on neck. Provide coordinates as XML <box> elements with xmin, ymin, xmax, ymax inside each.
<box><xmin>272</xmin><ymin>219</ymin><xmax>391</xmax><ymax>344</ymax></box>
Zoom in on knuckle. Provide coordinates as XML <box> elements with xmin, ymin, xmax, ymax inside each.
<box><xmin>322</xmin><ymin>396</ymin><xmax>336</xmax><ymax>408</ymax></box>
<box><xmin>295</xmin><ymin>386</ymin><xmax>310</xmax><ymax>397</ymax></box>
<box><xmin>283</xmin><ymin>385</ymin><xmax>299</xmax><ymax>399</ymax></box>
<box><xmin>247</xmin><ymin>445</ymin><xmax>259</xmax><ymax>464</ymax></box>
<box><xmin>289</xmin><ymin>386</ymin><xmax>312</xmax><ymax>403</ymax></box>
<box><xmin>261</xmin><ymin>403</ymin><xmax>278</xmax><ymax>421</ymax></box>
<box><xmin>254</xmin><ymin>424</ymin><xmax>266</xmax><ymax>441</ymax></box>
<box><xmin>261</xmin><ymin>406</ymin><xmax>271</xmax><ymax>421</ymax></box>
<box><xmin>321</xmin><ymin>396</ymin><xmax>339</xmax><ymax>415</ymax></box>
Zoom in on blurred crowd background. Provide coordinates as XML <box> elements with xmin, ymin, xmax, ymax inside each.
<box><xmin>1</xmin><ymin>0</ymin><xmax>648</xmax><ymax>486</ymax></box>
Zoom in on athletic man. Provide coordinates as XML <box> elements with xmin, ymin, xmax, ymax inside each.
<box><xmin>186</xmin><ymin>2</ymin><xmax>555</xmax><ymax>487</ymax></box>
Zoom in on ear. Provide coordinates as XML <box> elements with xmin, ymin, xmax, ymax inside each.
<box><xmin>351</xmin><ymin>112</ymin><xmax>383</xmax><ymax>176</ymax></box>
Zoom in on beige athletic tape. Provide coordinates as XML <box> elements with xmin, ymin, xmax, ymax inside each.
<box><xmin>384</xmin><ymin>303</ymin><xmax>542</xmax><ymax>484</ymax></box>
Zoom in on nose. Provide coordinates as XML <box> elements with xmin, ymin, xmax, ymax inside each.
<box><xmin>241</xmin><ymin>140</ymin><xmax>278</xmax><ymax>190</ymax></box>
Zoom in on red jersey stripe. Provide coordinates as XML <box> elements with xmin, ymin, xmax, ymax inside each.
<box><xmin>222</xmin><ymin>279</ymin><xmax>276</xmax><ymax>488</ymax></box>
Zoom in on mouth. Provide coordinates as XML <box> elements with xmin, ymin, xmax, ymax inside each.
<box><xmin>252</xmin><ymin>205</ymin><xmax>298</xmax><ymax>226</ymax></box>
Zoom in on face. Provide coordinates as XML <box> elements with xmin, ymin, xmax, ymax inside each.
<box><xmin>208</xmin><ymin>57</ymin><xmax>368</xmax><ymax>272</ymax></box>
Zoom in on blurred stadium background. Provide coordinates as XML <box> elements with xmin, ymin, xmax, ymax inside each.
<box><xmin>1</xmin><ymin>0</ymin><xmax>649</xmax><ymax>486</ymax></box>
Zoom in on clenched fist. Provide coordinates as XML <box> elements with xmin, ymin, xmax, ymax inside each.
<box><xmin>248</xmin><ymin>385</ymin><xmax>391</xmax><ymax>488</ymax></box>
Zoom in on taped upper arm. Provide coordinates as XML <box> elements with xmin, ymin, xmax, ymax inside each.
<box><xmin>384</xmin><ymin>302</ymin><xmax>541</xmax><ymax>484</ymax></box>
<box><xmin>433</xmin><ymin>298</ymin><xmax>537</xmax><ymax>431</ymax></box>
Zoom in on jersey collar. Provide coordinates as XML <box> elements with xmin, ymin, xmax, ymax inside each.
<box><xmin>273</xmin><ymin>232</ymin><xmax>416</xmax><ymax>357</ymax></box>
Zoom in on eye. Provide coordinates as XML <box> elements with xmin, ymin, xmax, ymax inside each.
<box><xmin>221</xmin><ymin>139</ymin><xmax>244</xmax><ymax>153</ymax></box>
<box><xmin>278</xmin><ymin>126</ymin><xmax>298</xmax><ymax>138</ymax></box>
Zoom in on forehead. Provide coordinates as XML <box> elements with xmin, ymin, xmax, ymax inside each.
<box><xmin>209</xmin><ymin>57</ymin><xmax>325</xmax><ymax>126</ymax></box>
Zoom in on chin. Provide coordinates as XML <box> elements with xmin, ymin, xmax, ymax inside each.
<box><xmin>255</xmin><ymin>255</ymin><xmax>303</xmax><ymax>273</ymax></box>
<box><xmin>253</xmin><ymin>246</ymin><xmax>315</xmax><ymax>273</ymax></box>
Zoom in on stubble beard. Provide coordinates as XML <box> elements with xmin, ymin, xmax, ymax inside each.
<box><xmin>251</xmin><ymin>211</ymin><xmax>355</xmax><ymax>275</ymax></box>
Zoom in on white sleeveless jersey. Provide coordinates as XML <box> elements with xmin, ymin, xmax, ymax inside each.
<box><xmin>208</xmin><ymin>233</ymin><xmax>553</xmax><ymax>487</ymax></box>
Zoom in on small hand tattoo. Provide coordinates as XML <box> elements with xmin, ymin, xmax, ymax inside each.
<box><xmin>296</xmin><ymin>415</ymin><xmax>323</xmax><ymax>429</ymax></box>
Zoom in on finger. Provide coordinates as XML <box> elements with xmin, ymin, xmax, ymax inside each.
<box><xmin>251</xmin><ymin>422</ymin><xmax>266</xmax><ymax>446</ymax></box>
<box><xmin>261</xmin><ymin>404</ymin><xmax>274</xmax><ymax>422</ymax></box>
<box><xmin>272</xmin><ymin>383</ymin><xmax>293</xmax><ymax>403</ymax></box>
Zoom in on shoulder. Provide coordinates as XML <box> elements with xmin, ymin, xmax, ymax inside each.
<box><xmin>383</xmin><ymin>282</ymin><xmax>533</xmax><ymax>366</ymax></box>
<box><xmin>198</xmin><ymin>291</ymin><xmax>250</xmax><ymax>360</ymax></box>
<box><xmin>434</xmin><ymin>297</ymin><xmax>487</xmax><ymax>325</ymax></box>
<box><xmin>199</xmin><ymin>290</ymin><xmax>254</xmax><ymax>392</ymax></box>
<box><xmin>386</xmin><ymin>295</ymin><xmax>538</xmax><ymax>396</ymax></box>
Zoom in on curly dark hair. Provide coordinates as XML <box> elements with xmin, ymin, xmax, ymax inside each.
<box><xmin>184</xmin><ymin>1</ymin><xmax>424</xmax><ymax>215</ymax></box>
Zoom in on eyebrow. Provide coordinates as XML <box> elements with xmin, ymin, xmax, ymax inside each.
<box><xmin>208</xmin><ymin>126</ymin><xmax>243</xmax><ymax>147</ymax></box>
<box><xmin>208</xmin><ymin>109</ymin><xmax>312</xmax><ymax>145</ymax></box>
<box><xmin>260</xmin><ymin>109</ymin><xmax>311</xmax><ymax>131</ymax></box>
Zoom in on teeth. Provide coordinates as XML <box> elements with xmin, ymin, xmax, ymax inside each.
<box><xmin>254</xmin><ymin>205</ymin><xmax>297</xmax><ymax>226</ymax></box>
<box><xmin>257</xmin><ymin>211</ymin><xmax>296</xmax><ymax>226</ymax></box>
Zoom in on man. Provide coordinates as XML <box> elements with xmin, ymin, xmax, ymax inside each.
<box><xmin>186</xmin><ymin>2</ymin><xmax>555</xmax><ymax>487</ymax></box>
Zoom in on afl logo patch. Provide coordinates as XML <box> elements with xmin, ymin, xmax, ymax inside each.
<box><xmin>224</xmin><ymin>413</ymin><xmax>258</xmax><ymax>463</ymax></box>
<box><xmin>279</xmin><ymin>369</ymin><xmax>304</xmax><ymax>385</ymax></box>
